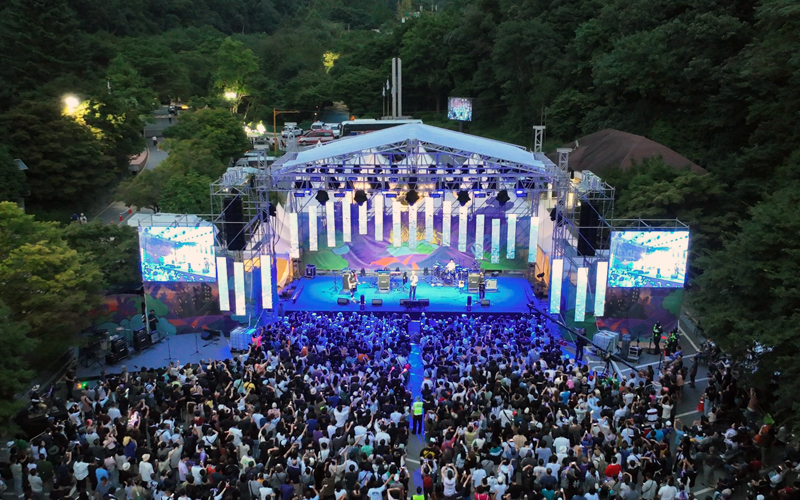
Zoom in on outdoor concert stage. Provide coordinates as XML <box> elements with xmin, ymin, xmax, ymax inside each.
<box><xmin>282</xmin><ymin>275</ymin><xmax>537</xmax><ymax>315</ymax></box>
<box><xmin>75</xmin><ymin>333</ymin><xmax>233</xmax><ymax>380</ymax></box>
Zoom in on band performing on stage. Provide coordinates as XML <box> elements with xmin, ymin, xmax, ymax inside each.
<box><xmin>336</xmin><ymin>258</ymin><xmax>494</xmax><ymax>304</ymax></box>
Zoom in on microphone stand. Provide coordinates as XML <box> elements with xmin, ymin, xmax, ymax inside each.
<box><xmin>164</xmin><ymin>333</ymin><xmax>175</xmax><ymax>361</ymax></box>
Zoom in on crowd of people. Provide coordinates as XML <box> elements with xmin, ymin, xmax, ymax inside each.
<box><xmin>2</xmin><ymin>310</ymin><xmax>797</xmax><ymax>500</ymax></box>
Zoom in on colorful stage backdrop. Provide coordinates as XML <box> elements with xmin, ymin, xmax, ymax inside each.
<box><xmin>288</xmin><ymin>198</ymin><xmax>536</xmax><ymax>272</ymax></box>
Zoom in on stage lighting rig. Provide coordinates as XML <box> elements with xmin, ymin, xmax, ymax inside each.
<box><xmin>405</xmin><ymin>189</ymin><xmax>419</xmax><ymax>206</ymax></box>
<box><xmin>457</xmin><ymin>190</ymin><xmax>471</xmax><ymax>206</ymax></box>
<box><xmin>354</xmin><ymin>190</ymin><xmax>368</xmax><ymax>206</ymax></box>
<box><xmin>315</xmin><ymin>190</ymin><xmax>329</xmax><ymax>205</ymax></box>
<box><xmin>495</xmin><ymin>189</ymin><xmax>510</xmax><ymax>206</ymax></box>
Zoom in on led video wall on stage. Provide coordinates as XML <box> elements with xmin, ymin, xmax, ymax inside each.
<box><xmin>291</xmin><ymin>197</ymin><xmax>535</xmax><ymax>272</ymax></box>
<box><xmin>607</xmin><ymin>230</ymin><xmax>689</xmax><ymax>288</ymax></box>
<box><xmin>139</xmin><ymin>226</ymin><xmax>217</xmax><ymax>282</ymax></box>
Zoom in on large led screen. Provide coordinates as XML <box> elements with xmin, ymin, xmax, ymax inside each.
<box><xmin>447</xmin><ymin>97</ymin><xmax>473</xmax><ymax>121</ymax></box>
<box><xmin>608</xmin><ymin>230</ymin><xmax>689</xmax><ymax>288</ymax></box>
<box><xmin>139</xmin><ymin>227</ymin><xmax>216</xmax><ymax>282</ymax></box>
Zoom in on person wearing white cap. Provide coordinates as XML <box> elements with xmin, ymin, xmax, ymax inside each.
<box><xmin>139</xmin><ymin>454</ymin><xmax>155</xmax><ymax>483</ymax></box>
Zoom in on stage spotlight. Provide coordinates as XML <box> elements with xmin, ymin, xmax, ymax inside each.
<box><xmin>354</xmin><ymin>190</ymin><xmax>368</xmax><ymax>206</ymax></box>
<box><xmin>405</xmin><ymin>189</ymin><xmax>419</xmax><ymax>206</ymax></box>
<box><xmin>496</xmin><ymin>189</ymin><xmax>511</xmax><ymax>206</ymax></box>
<box><xmin>457</xmin><ymin>190</ymin><xmax>471</xmax><ymax>206</ymax></box>
<box><xmin>315</xmin><ymin>190</ymin><xmax>330</xmax><ymax>205</ymax></box>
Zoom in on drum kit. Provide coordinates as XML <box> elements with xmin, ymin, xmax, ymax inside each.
<box><xmin>431</xmin><ymin>261</ymin><xmax>477</xmax><ymax>287</ymax></box>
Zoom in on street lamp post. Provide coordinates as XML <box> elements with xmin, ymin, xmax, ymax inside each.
<box><xmin>273</xmin><ymin>109</ymin><xmax>299</xmax><ymax>156</ymax></box>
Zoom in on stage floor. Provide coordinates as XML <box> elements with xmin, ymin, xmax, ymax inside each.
<box><xmin>75</xmin><ymin>333</ymin><xmax>232</xmax><ymax>380</ymax></box>
<box><xmin>282</xmin><ymin>275</ymin><xmax>536</xmax><ymax>315</ymax></box>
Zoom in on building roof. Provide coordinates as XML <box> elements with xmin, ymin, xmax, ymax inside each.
<box><xmin>279</xmin><ymin>123</ymin><xmax>547</xmax><ymax>172</ymax></box>
<box><xmin>551</xmin><ymin>129</ymin><xmax>706</xmax><ymax>175</ymax></box>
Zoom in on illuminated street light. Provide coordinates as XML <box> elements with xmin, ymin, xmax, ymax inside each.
<box><xmin>63</xmin><ymin>95</ymin><xmax>80</xmax><ymax>114</ymax></box>
<box><xmin>224</xmin><ymin>91</ymin><xmax>238</xmax><ymax>100</ymax></box>
<box><xmin>256</xmin><ymin>123</ymin><xmax>266</xmax><ymax>135</ymax></box>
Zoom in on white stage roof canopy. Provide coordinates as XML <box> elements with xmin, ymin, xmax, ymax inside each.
<box><xmin>279</xmin><ymin>123</ymin><xmax>547</xmax><ymax>172</ymax></box>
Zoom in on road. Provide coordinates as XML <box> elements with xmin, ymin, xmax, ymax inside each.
<box><xmin>93</xmin><ymin>107</ymin><xmax>172</xmax><ymax>225</ymax></box>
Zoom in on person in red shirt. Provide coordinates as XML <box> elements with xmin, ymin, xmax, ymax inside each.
<box><xmin>604</xmin><ymin>457</ymin><xmax>622</xmax><ymax>478</ymax></box>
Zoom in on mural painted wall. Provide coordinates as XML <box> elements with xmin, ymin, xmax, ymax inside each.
<box><xmin>292</xmin><ymin>200</ymin><xmax>534</xmax><ymax>272</ymax></box>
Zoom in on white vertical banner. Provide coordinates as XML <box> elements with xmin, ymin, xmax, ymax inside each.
<box><xmin>326</xmin><ymin>203</ymin><xmax>335</xmax><ymax>248</ymax></box>
<box><xmin>595</xmin><ymin>261</ymin><xmax>609</xmax><ymax>317</ymax></box>
<box><xmin>408</xmin><ymin>204</ymin><xmax>418</xmax><ymax>250</ymax></box>
<box><xmin>358</xmin><ymin>201</ymin><xmax>367</xmax><ymax>235</ymax></box>
<box><xmin>528</xmin><ymin>212</ymin><xmax>539</xmax><ymax>263</ymax></box>
<box><xmin>392</xmin><ymin>200</ymin><xmax>402</xmax><ymax>247</ymax></box>
<box><xmin>289</xmin><ymin>212</ymin><xmax>300</xmax><ymax>259</ymax></box>
<box><xmin>507</xmin><ymin>214</ymin><xmax>517</xmax><ymax>259</ymax></box>
<box><xmin>491</xmin><ymin>218</ymin><xmax>500</xmax><ymax>264</ymax></box>
<box><xmin>261</xmin><ymin>255</ymin><xmax>272</xmax><ymax>310</ymax></box>
<box><xmin>549</xmin><ymin>258</ymin><xmax>564</xmax><ymax>314</ymax></box>
<box><xmin>234</xmin><ymin>261</ymin><xmax>245</xmax><ymax>316</ymax></box>
<box><xmin>475</xmin><ymin>214</ymin><xmax>485</xmax><ymax>259</ymax></box>
<box><xmin>425</xmin><ymin>197</ymin><xmax>434</xmax><ymax>242</ymax></box>
<box><xmin>575</xmin><ymin>267</ymin><xmax>589</xmax><ymax>322</ymax></box>
<box><xmin>307</xmin><ymin>206</ymin><xmax>318</xmax><ymax>251</ymax></box>
<box><xmin>374</xmin><ymin>194</ymin><xmax>384</xmax><ymax>242</ymax></box>
<box><xmin>442</xmin><ymin>200</ymin><xmax>452</xmax><ymax>247</ymax></box>
<box><xmin>342</xmin><ymin>200</ymin><xmax>352</xmax><ymax>243</ymax></box>
<box><xmin>217</xmin><ymin>257</ymin><xmax>229</xmax><ymax>311</ymax></box>
<box><xmin>458</xmin><ymin>206</ymin><xmax>468</xmax><ymax>252</ymax></box>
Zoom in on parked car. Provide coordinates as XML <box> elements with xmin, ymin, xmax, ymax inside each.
<box><xmin>298</xmin><ymin>130</ymin><xmax>335</xmax><ymax>146</ymax></box>
<box><xmin>281</xmin><ymin>122</ymin><xmax>303</xmax><ymax>138</ymax></box>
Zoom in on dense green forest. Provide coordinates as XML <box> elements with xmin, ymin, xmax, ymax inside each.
<box><xmin>1</xmin><ymin>0</ymin><xmax>800</xmax><ymax>423</ymax></box>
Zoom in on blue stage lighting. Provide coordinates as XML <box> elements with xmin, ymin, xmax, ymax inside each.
<box><xmin>310</xmin><ymin>176</ymin><xmax>322</xmax><ymax>182</ymax></box>
<box><xmin>430</xmin><ymin>193</ymin><xmax>442</xmax><ymax>199</ymax></box>
<box><xmin>294</xmin><ymin>192</ymin><xmax>306</xmax><ymax>198</ymax></box>
<box><xmin>384</xmin><ymin>192</ymin><xmax>397</xmax><ymax>198</ymax></box>
<box><xmin>333</xmin><ymin>192</ymin><xmax>346</xmax><ymax>198</ymax></box>
<box><xmin>515</xmin><ymin>190</ymin><xmax>527</xmax><ymax>197</ymax></box>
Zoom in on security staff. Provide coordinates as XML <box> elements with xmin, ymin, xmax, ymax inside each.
<box><xmin>412</xmin><ymin>396</ymin><xmax>424</xmax><ymax>434</ymax></box>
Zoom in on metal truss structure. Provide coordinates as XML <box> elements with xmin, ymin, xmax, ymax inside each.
<box><xmin>209</xmin><ymin>125</ymin><xmax>626</xmax><ymax>315</ymax></box>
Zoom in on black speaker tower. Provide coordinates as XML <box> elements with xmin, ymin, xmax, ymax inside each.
<box><xmin>577</xmin><ymin>205</ymin><xmax>599</xmax><ymax>257</ymax></box>
<box><xmin>223</xmin><ymin>196</ymin><xmax>246</xmax><ymax>251</ymax></box>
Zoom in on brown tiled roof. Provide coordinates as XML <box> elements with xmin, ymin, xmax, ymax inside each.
<box><xmin>548</xmin><ymin>129</ymin><xmax>706</xmax><ymax>175</ymax></box>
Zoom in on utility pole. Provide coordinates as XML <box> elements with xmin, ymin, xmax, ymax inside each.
<box><xmin>273</xmin><ymin>109</ymin><xmax>299</xmax><ymax>156</ymax></box>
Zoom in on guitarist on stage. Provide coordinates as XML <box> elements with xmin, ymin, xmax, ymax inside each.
<box><xmin>478</xmin><ymin>272</ymin><xmax>486</xmax><ymax>300</ymax></box>
<box><xmin>349</xmin><ymin>271</ymin><xmax>359</xmax><ymax>303</ymax></box>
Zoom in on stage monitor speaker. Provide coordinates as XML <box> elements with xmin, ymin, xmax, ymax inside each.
<box><xmin>201</xmin><ymin>330</ymin><xmax>215</xmax><ymax>340</ymax></box>
<box><xmin>420</xmin><ymin>299</ymin><xmax>430</xmax><ymax>307</ymax></box>
<box><xmin>481</xmin><ymin>299</ymin><xmax>491</xmax><ymax>306</ymax></box>
<box><xmin>337</xmin><ymin>297</ymin><xmax>349</xmax><ymax>305</ymax></box>
<box><xmin>577</xmin><ymin>205</ymin><xmax>599</xmax><ymax>257</ymax></box>
<box><xmin>372</xmin><ymin>299</ymin><xmax>383</xmax><ymax>306</ymax></box>
<box><xmin>400</xmin><ymin>299</ymin><xmax>409</xmax><ymax>307</ymax></box>
<box><xmin>223</xmin><ymin>196</ymin><xmax>246</xmax><ymax>251</ymax></box>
